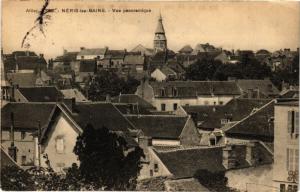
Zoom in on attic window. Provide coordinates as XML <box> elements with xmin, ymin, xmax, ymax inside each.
<box><xmin>160</xmin><ymin>89</ymin><xmax>165</xmax><ymax>97</ymax></box>
<box><xmin>172</xmin><ymin>87</ymin><xmax>178</xmax><ymax>97</ymax></box>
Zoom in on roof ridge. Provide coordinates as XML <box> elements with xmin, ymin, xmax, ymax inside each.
<box><xmin>124</xmin><ymin>114</ymin><xmax>187</xmax><ymax>118</ymax></box>
<box><xmin>223</xmin><ymin>99</ymin><xmax>275</xmax><ymax>132</ymax></box>
<box><xmin>155</xmin><ymin>145</ymin><xmax>224</xmax><ymax>153</ymax></box>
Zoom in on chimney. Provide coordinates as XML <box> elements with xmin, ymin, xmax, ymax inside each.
<box><xmin>39</xmin><ymin>54</ymin><xmax>44</xmax><ymax>58</ymax></box>
<box><xmin>8</xmin><ymin>112</ymin><xmax>17</xmax><ymax>162</ymax></box>
<box><xmin>222</xmin><ymin>145</ymin><xmax>235</xmax><ymax>169</ymax></box>
<box><xmin>106</xmin><ymin>94</ymin><xmax>111</xmax><ymax>103</ymax></box>
<box><xmin>246</xmin><ymin>142</ymin><xmax>256</xmax><ymax>166</ymax></box>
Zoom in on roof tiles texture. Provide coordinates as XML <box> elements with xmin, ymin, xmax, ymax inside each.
<box><xmin>18</xmin><ymin>87</ymin><xmax>63</xmax><ymax>102</ymax></box>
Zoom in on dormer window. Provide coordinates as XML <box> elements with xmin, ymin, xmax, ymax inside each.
<box><xmin>172</xmin><ymin>87</ymin><xmax>178</xmax><ymax>97</ymax></box>
<box><xmin>160</xmin><ymin>89</ymin><xmax>165</xmax><ymax>97</ymax></box>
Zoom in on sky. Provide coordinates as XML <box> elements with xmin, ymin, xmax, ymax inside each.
<box><xmin>2</xmin><ymin>0</ymin><xmax>300</xmax><ymax>60</ymax></box>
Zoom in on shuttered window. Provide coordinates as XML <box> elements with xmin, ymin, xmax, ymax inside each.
<box><xmin>287</xmin><ymin>148</ymin><xmax>298</xmax><ymax>171</ymax></box>
<box><xmin>295</xmin><ymin>112</ymin><xmax>299</xmax><ymax>135</ymax></box>
<box><xmin>288</xmin><ymin>111</ymin><xmax>293</xmax><ymax>134</ymax></box>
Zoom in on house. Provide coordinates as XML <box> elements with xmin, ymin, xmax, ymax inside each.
<box><xmin>123</xmin><ymin>54</ymin><xmax>145</xmax><ymax>72</ymax></box>
<box><xmin>178</xmin><ymin>45</ymin><xmax>193</xmax><ymax>55</ymax></box>
<box><xmin>166</xmin><ymin>60</ymin><xmax>186</xmax><ymax>80</ymax></box>
<box><xmin>131</xmin><ymin>44</ymin><xmax>154</xmax><ymax>56</ymax></box>
<box><xmin>125</xmin><ymin>114</ymin><xmax>201</xmax><ymax>146</ymax></box>
<box><xmin>182</xmin><ymin>98</ymin><xmax>272</xmax><ymax>146</ymax></box>
<box><xmin>14</xmin><ymin>86</ymin><xmax>64</xmax><ymax>102</ymax></box>
<box><xmin>139</xmin><ymin>142</ymin><xmax>273</xmax><ymax>192</ymax></box>
<box><xmin>60</xmin><ymin>88</ymin><xmax>88</xmax><ymax>102</ymax></box>
<box><xmin>100</xmin><ymin>49</ymin><xmax>127</xmax><ymax>69</ymax></box>
<box><xmin>51</xmin><ymin>50</ymin><xmax>78</xmax><ymax>72</ymax></box>
<box><xmin>148</xmin><ymin>50</ymin><xmax>176</xmax><ymax>71</ymax></box>
<box><xmin>221</xmin><ymin>100</ymin><xmax>275</xmax><ymax>144</ymax></box>
<box><xmin>214</xmin><ymin>50</ymin><xmax>233</xmax><ymax>64</ymax></box>
<box><xmin>112</xmin><ymin>94</ymin><xmax>156</xmax><ymax>111</ymax></box>
<box><xmin>40</xmin><ymin>101</ymin><xmax>138</xmax><ymax>172</ymax></box>
<box><xmin>280</xmin><ymin>90</ymin><xmax>299</xmax><ymax>99</ymax></box>
<box><xmin>1</xmin><ymin>103</ymin><xmax>56</xmax><ymax>167</ymax></box>
<box><xmin>151</xmin><ymin>66</ymin><xmax>177</xmax><ymax>82</ymax></box>
<box><xmin>273</xmin><ymin>99</ymin><xmax>298</xmax><ymax>192</ymax></box>
<box><xmin>136</xmin><ymin>80</ymin><xmax>241</xmax><ymax>111</ymax></box>
<box><xmin>76</xmin><ymin>47</ymin><xmax>107</xmax><ymax>60</ymax></box>
<box><xmin>191</xmin><ymin>43</ymin><xmax>220</xmax><ymax>55</ymax></box>
<box><xmin>1</xmin><ymin>147</ymin><xmax>20</xmax><ymax>169</ymax></box>
<box><xmin>3</xmin><ymin>51</ymin><xmax>47</xmax><ymax>73</ymax></box>
<box><xmin>6</xmin><ymin>72</ymin><xmax>38</xmax><ymax>87</ymax></box>
<box><xmin>236</xmin><ymin>79</ymin><xmax>280</xmax><ymax>98</ymax></box>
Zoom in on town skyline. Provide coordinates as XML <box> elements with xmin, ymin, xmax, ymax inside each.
<box><xmin>2</xmin><ymin>1</ymin><xmax>299</xmax><ymax>59</ymax></box>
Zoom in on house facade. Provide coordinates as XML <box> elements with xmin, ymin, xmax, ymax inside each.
<box><xmin>273</xmin><ymin>99</ymin><xmax>298</xmax><ymax>192</ymax></box>
<box><xmin>136</xmin><ymin>80</ymin><xmax>241</xmax><ymax>112</ymax></box>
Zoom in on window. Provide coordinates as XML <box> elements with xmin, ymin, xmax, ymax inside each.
<box><xmin>160</xmin><ymin>89</ymin><xmax>166</xmax><ymax>97</ymax></box>
<box><xmin>287</xmin><ymin>148</ymin><xmax>299</xmax><ymax>171</ymax></box>
<box><xmin>172</xmin><ymin>87</ymin><xmax>178</xmax><ymax>97</ymax></box>
<box><xmin>219</xmin><ymin>101</ymin><xmax>224</xmax><ymax>105</ymax></box>
<box><xmin>21</xmin><ymin>155</ymin><xmax>26</xmax><ymax>165</ymax></box>
<box><xmin>161</xmin><ymin>104</ymin><xmax>166</xmax><ymax>111</ymax></box>
<box><xmin>154</xmin><ymin>163</ymin><xmax>159</xmax><ymax>172</ymax></box>
<box><xmin>56</xmin><ymin>137</ymin><xmax>65</xmax><ymax>154</ymax></box>
<box><xmin>288</xmin><ymin>111</ymin><xmax>299</xmax><ymax>137</ymax></box>
<box><xmin>150</xmin><ymin>170</ymin><xmax>153</xmax><ymax>176</ymax></box>
<box><xmin>21</xmin><ymin>132</ymin><xmax>26</xmax><ymax>140</ymax></box>
<box><xmin>213</xmin><ymin>101</ymin><xmax>217</xmax><ymax>105</ymax></box>
<box><xmin>81</xmin><ymin>56</ymin><xmax>84</xmax><ymax>59</ymax></box>
<box><xmin>280</xmin><ymin>184</ymin><xmax>285</xmax><ymax>192</ymax></box>
<box><xmin>173</xmin><ymin>103</ymin><xmax>178</xmax><ymax>110</ymax></box>
<box><xmin>221</xmin><ymin>119</ymin><xmax>229</xmax><ymax>125</ymax></box>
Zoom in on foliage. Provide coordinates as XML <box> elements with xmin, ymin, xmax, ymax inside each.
<box><xmin>86</xmin><ymin>70</ymin><xmax>140</xmax><ymax>101</ymax></box>
<box><xmin>73</xmin><ymin>124</ymin><xmax>144</xmax><ymax>190</ymax></box>
<box><xmin>1</xmin><ymin>165</ymin><xmax>34</xmax><ymax>190</ymax></box>
<box><xmin>136</xmin><ymin>176</ymin><xmax>167</xmax><ymax>191</ymax></box>
<box><xmin>186</xmin><ymin>58</ymin><xmax>221</xmax><ymax>80</ymax></box>
<box><xmin>194</xmin><ymin>169</ymin><xmax>239</xmax><ymax>192</ymax></box>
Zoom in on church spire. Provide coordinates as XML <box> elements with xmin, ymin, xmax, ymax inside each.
<box><xmin>154</xmin><ymin>13</ymin><xmax>167</xmax><ymax>52</ymax></box>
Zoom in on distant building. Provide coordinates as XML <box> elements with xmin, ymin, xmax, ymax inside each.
<box><xmin>191</xmin><ymin>43</ymin><xmax>221</xmax><ymax>55</ymax></box>
<box><xmin>236</xmin><ymin>79</ymin><xmax>280</xmax><ymax>98</ymax></box>
<box><xmin>154</xmin><ymin>14</ymin><xmax>167</xmax><ymax>52</ymax></box>
<box><xmin>178</xmin><ymin>45</ymin><xmax>193</xmax><ymax>55</ymax></box>
<box><xmin>273</xmin><ymin>99</ymin><xmax>298</xmax><ymax>192</ymax></box>
<box><xmin>136</xmin><ymin>80</ymin><xmax>241</xmax><ymax>111</ymax></box>
<box><xmin>60</xmin><ymin>88</ymin><xmax>88</xmax><ymax>102</ymax></box>
<box><xmin>151</xmin><ymin>66</ymin><xmax>177</xmax><ymax>82</ymax></box>
<box><xmin>131</xmin><ymin>44</ymin><xmax>154</xmax><ymax>56</ymax></box>
<box><xmin>76</xmin><ymin>47</ymin><xmax>107</xmax><ymax>60</ymax></box>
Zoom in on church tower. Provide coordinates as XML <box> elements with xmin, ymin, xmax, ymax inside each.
<box><xmin>154</xmin><ymin>14</ymin><xmax>167</xmax><ymax>52</ymax></box>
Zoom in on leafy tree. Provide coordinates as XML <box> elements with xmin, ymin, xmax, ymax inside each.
<box><xmin>1</xmin><ymin>166</ymin><xmax>34</xmax><ymax>190</ymax></box>
<box><xmin>86</xmin><ymin>70</ymin><xmax>140</xmax><ymax>101</ymax></box>
<box><xmin>73</xmin><ymin>124</ymin><xmax>144</xmax><ymax>190</ymax></box>
<box><xmin>186</xmin><ymin>58</ymin><xmax>221</xmax><ymax>80</ymax></box>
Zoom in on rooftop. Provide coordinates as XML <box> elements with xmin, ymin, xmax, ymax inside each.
<box><xmin>18</xmin><ymin>86</ymin><xmax>63</xmax><ymax>102</ymax></box>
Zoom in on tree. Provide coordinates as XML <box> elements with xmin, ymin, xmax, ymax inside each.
<box><xmin>73</xmin><ymin>124</ymin><xmax>144</xmax><ymax>190</ymax></box>
<box><xmin>86</xmin><ymin>70</ymin><xmax>140</xmax><ymax>101</ymax></box>
<box><xmin>1</xmin><ymin>166</ymin><xmax>34</xmax><ymax>190</ymax></box>
<box><xmin>186</xmin><ymin>58</ymin><xmax>221</xmax><ymax>80</ymax></box>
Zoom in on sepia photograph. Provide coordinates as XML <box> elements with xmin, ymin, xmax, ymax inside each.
<box><xmin>0</xmin><ymin>0</ymin><xmax>299</xmax><ymax>191</ymax></box>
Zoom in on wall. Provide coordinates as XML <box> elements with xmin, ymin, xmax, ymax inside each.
<box><xmin>42</xmin><ymin>114</ymin><xmax>79</xmax><ymax>172</ymax></box>
<box><xmin>1</xmin><ymin>129</ymin><xmax>35</xmax><ymax>166</ymax></box>
<box><xmin>152</xmin><ymin>139</ymin><xmax>180</xmax><ymax>146</ymax></box>
<box><xmin>14</xmin><ymin>89</ymin><xmax>28</xmax><ymax>102</ymax></box>
<box><xmin>138</xmin><ymin>147</ymin><xmax>171</xmax><ymax>180</ymax></box>
<box><xmin>151</xmin><ymin>69</ymin><xmax>167</xmax><ymax>82</ymax></box>
<box><xmin>180</xmin><ymin>117</ymin><xmax>201</xmax><ymax>146</ymax></box>
<box><xmin>135</xmin><ymin>81</ymin><xmax>155</xmax><ymax>104</ymax></box>
<box><xmin>273</xmin><ymin>104</ymin><xmax>299</xmax><ymax>190</ymax></box>
<box><xmin>226</xmin><ymin>164</ymin><xmax>275</xmax><ymax>192</ymax></box>
<box><xmin>76</xmin><ymin>54</ymin><xmax>104</xmax><ymax>60</ymax></box>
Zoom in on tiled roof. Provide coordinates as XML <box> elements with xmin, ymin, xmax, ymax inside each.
<box><xmin>151</xmin><ymin>81</ymin><xmax>241</xmax><ymax>98</ymax></box>
<box><xmin>55</xmin><ymin>52</ymin><xmax>78</xmax><ymax>62</ymax></box>
<box><xmin>236</xmin><ymin>79</ymin><xmax>280</xmax><ymax>97</ymax></box>
<box><xmin>280</xmin><ymin>90</ymin><xmax>299</xmax><ymax>99</ymax></box>
<box><xmin>111</xmin><ymin>94</ymin><xmax>155</xmax><ymax>109</ymax></box>
<box><xmin>77</xmin><ymin>48</ymin><xmax>107</xmax><ymax>56</ymax></box>
<box><xmin>1</xmin><ymin>148</ymin><xmax>19</xmax><ymax>168</ymax></box>
<box><xmin>61</xmin><ymin>102</ymin><xmax>135</xmax><ymax>132</ymax></box>
<box><xmin>223</xmin><ymin>100</ymin><xmax>275</xmax><ymax>138</ymax></box>
<box><xmin>183</xmin><ymin>98</ymin><xmax>271</xmax><ymax>130</ymax></box>
<box><xmin>165</xmin><ymin>178</ymin><xmax>210</xmax><ymax>192</ymax></box>
<box><xmin>15</xmin><ymin>56</ymin><xmax>47</xmax><ymax>70</ymax></box>
<box><xmin>125</xmin><ymin>115</ymin><xmax>188</xmax><ymax>139</ymax></box>
<box><xmin>113</xmin><ymin>103</ymin><xmax>152</xmax><ymax>115</ymax></box>
<box><xmin>6</xmin><ymin>72</ymin><xmax>37</xmax><ymax>87</ymax></box>
<box><xmin>79</xmin><ymin>60</ymin><xmax>96</xmax><ymax>72</ymax></box>
<box><xmin>60</xmin><ymin>89</ymin><xmax>88</xmax><ymax>102</ymax></box>
<box><xmin>124</xmin><ymin>55</ymin><xmax>145</xmax><ymax>65</ymax></box>
<box><xmin>105</xmin><ymin>50</ymin><xmax>126</xmax><ymax>59</ymax></box>
<box><xmin>18</xmin><ymin>86</ymin><xmax>63</xmax><ymax>102</ymax></box>
<box><xmin>1</xmin><ymin>103</ymin><xmax>56</xmax><ymax>130</ymax></box>
<box><xmin>155</xmin><ymin>143</ymin><xmax>273</xmax><ymax>179</ymax></box>
<box><xmin>12</xmin><ymin>51</ymin><xmax>37</xmax><ymax>57</ymax></box>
